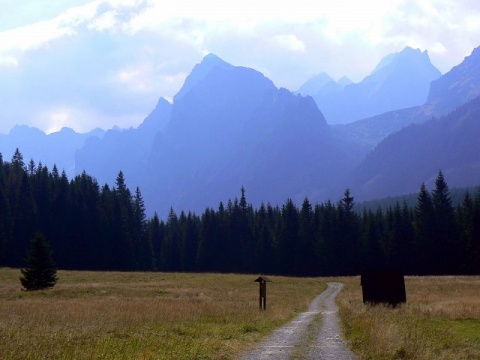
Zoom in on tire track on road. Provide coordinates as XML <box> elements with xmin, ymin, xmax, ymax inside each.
<box><xmin>238</xmin><ymin>282</ymin><xmax>356</xmax><ymax>360</ymax></box>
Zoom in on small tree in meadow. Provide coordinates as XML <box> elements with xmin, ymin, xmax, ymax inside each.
<box><xmin>20</xmin><ymin>233</ymin><xmax>57</xmax><ymax>291</ymax></box>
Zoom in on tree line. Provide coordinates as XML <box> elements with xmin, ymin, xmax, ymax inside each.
<box><xmin>1</xmin><ymin>149</ymin><xmax>479</xmax><ymax>276</ymax></box>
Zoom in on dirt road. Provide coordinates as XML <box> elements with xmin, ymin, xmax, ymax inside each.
<box><xmin>238</xmin><ymin>282</ymin><xmax>356</xmax><ymax>360</ymax></box>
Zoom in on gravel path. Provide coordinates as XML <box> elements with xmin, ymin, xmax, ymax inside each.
<box><xmin>238</xmin><ymin>282</ymin><xmax>356</xmax><ymax>360</ymax></box>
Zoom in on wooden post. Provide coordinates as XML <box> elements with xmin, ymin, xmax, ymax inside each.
<box><xmin>255</xmin><ymin>276</ymin><xmax>271</xmax><ymax>311</ymax></box>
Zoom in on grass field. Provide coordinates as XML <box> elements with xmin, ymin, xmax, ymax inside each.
<box><xmin>2</xmin><ymin>269</ymin><xmax>480</xmax><ymax>359</ymax></box>
<box><xmin>337</xmin><ymin>276</ymin><xmax>480</xmax><ymax>360</ymax></box>
<box><xmin>0</xmin><ymin>269</ymin><xmax>326</xmax><ymax>360</ymax></box>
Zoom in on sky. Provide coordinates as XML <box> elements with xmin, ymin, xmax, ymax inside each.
<box><xmin>1</xmin><ymin>0</ymin><xmax>480</xmax><ymax>134</ymax></box>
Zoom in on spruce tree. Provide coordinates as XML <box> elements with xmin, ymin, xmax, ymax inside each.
<box><xmin>20</xmin><ymin>233</ymin><xmax>57</xmax><ymax>291</ymax></box>
<box><xmin>414</xmin><ymin>183</ymin><xmax>435</xmax><ymax>273</ymax></box>
<box><xmin>337</xmin><ymin>189</ymin><xmax>360</xmax><ymax>275</ymax></box>
<box><xmin>432</xmin><ymin>170</ymin><xmax>457</xmax><ymax>273</ymax></box>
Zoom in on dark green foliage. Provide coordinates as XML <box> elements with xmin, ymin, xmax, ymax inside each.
<box><xmin>20</xmin><ymin>233</ymin><xmax>57</xmax><ymax>291</ymax></box>
<box><xmin>1</xmin><ymin>149</ymin><xmax>480</xmax><ymax>276</ymax></box>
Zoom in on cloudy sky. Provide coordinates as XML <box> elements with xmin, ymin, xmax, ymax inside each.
<box><xmin>1</xmin><ymin>0</ymin><xmax>479</xmax><ymax>134</ymax></box>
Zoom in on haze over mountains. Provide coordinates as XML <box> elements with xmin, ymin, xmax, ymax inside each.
<box><xmin>0</xmin><ymin>126</ymin><xmax>105</xmax><ymax>177</ymax></box>
<box><xmin>2</xmin><ymin>45</ymin><xmax>480</xmax><ymax>216</ymax></box>
<box><xmin>297</xmin><ymin>47</ymin><xmax>442</xmax><ymax>124</ymax></box>
<box><xmin>348</xmin><ymin>96</ymin><xmax>480</xmax><ymax>201</ymax></box>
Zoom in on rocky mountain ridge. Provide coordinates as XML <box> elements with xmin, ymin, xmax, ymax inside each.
<box><xmin>2</xmin><ymin>45</ymin><xmax>480</xmax><ymax>216</ymax></box>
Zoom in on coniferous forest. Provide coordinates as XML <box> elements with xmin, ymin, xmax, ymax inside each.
<box><xmin>1</xmin><ymin>149</ymin><xmax>479</xmax><ymax>276</ymax></box>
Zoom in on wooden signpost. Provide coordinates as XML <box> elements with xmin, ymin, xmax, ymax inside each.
<box><xmin>254</xmin><ymin>276</ymin><xmax>271</xmax><ymax>310</ymax></box>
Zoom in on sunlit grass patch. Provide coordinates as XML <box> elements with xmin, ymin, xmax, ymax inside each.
<box><xmin>337</xmin><ymin>276</ymin><xmax>480</xmax><ymax>360</ymax></box>
<box><xmin>0</xmin><ymin>268</ymin><xmax>325</xmax><ymax>360</ymax></box>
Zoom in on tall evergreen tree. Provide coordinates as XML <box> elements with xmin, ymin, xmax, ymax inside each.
<box><xmin>1</xmin><ymin>148</ymin><xmax>480</xmax><ymax>277</ymax></box>
<box><xmin>471</xmin><ymin>189</ymin><xmax>480</xmax><ymax>273</ymax></box>
<box><xmin>277</xmin><ymin>199</ymin><xmax>299</xmax><ymax>274</ymax></box>
<box><xmin>337</xmin><ymin>189</ymin><xmax>360</xmax><ymax>275</ymax></box>
<box><xmin>162</xmin><ymin>208</ymin><xmax>181</xmax><ymax>271</ymax></box>
<box><xmin>147</xmin><ymin>212</ymin><xmax>164</xmax><ymax>270</ymax></box>
<box><xmin>134</xmin><ymin>187</ymin><xmax>153</xmax><ymax>270</ymax></box>
<box><xmin>359</xmin><ymin>208</ymin><xmax>384</xmax><ymax>272</ymax></box>
<box><xmin>197</xmin><ymin>208</ymin><xmax>217</xmax><ymax>271</ymax></box>
<box><xmin>457</xmin><ymin>192</ymin><xmax>474</xmax><ymax>273</ymax></box>
<box><xmin>20</xmin><ymin>233</ymin><xmax>57</xmax><ymax>291</ymax></box>
<box><xmin>414</xmin><ymin>183</ymin><xmax>435</xmax><ymax>274</ymax></box>
<box><xmin>432</xmin><ymin>171</ymin><xmax>458</xmax><ymax>273</ymax></box>
<box><xmin>383</xmin><ymin>202</ymin><xmax>413</xmax><ymax>271</ymax></box>
<box><xmin>298</xmin><ymin>197</ymin><xmax>316</xmax><ymax>275</ymax></box>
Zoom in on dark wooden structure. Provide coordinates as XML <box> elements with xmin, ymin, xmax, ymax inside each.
<box><xmin>254</xmin><ymin>276</ymin><xmax>271</xmax><ymax>310</ymax></box>
<box><xmin>361</xmin><ymin>270</ymin><xmax>406</xmax><ymax>307</ymax></box>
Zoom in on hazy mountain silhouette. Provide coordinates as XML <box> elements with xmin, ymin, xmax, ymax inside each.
<box><xmin>342</xmin><ymin>45</ymin><xmax>480</xmax><ymax>200</ymax></box>
<box><xmin>309</xmin><ymin>47</ymin><xmax>441</xmax><ymax>124</ymax></box>
<box><xmin>296</xmin><ymin>72</ymin><xmax>349</xmax><ymax>98</ymax></box>
<box><xmin>4</xmin><ymin>45</ymin><xmax>480</xmax><ymax>217</ymax></box>
<box><xmin>338</xmin><ymin>76</ymin><xmax>353</xmax><ymax>87</ymax></box>
<box><xmin>139</xmin><ymin>55</ymin><xmax>356</xmax><ymax>215</ymax></box>
<box><xmin>348</xmin><ymin>96</ymin><xmax>480</xmax><ymax>200</ymax></box>
<box><xmin>0</xmin><ymin>126</ymin><xmax>104</xmax><ymax>176</ymax></box>
<box><xmin>75</xmin><ymin>97</ymin><xmax>172</xmax><ymax>186</ymax></box>
<box><xmin>173</xmin><ymin>53</ymin><xmax>232</xmax><ymax>101</ymax></box>
<box><xmin>72</xmin><ymin>54</ymin><xmax>360</xmax><ymax>215</ymax></box>
<box><xmin>72</xmin><ymin>46</ymin><xmax>480</xmax><ymax>215</ymax></box>
<box><xmin>426</xmin><ymin>45</ymin><xmax>480</xmax><ymax>115</ymax></box>
<box><xmin>297</xmin><ymin>72</ymin><xmax>335</xmax><ymax>95</ymax></box>
<box><xmin>334</xmin><ymin>44</ymin><xmax>480</xmax><ymax>153</ymax></box>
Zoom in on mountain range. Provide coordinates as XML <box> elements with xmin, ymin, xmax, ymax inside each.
<box><xmin>2</xmin><ymin>45</ymin><xmax>480</xmax><ymax>216</ymax></box>
<box><xmin>0</xmin><ymin>126</ymin><xmax>104</xmax><ymax>177</ymax></box>
<box><xmin>298</xmin><ymin>47</ymin><xmax>441</xmax><ymax>124</ymax></box>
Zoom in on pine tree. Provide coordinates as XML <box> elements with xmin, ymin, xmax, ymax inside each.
<box><xmin>133</xmin><ymin>187</ymin><xmax>152</xmax><ymax>270</ymax></box>
<box><xmin>432</xmin><ymin>171</ymin><xmax>458</xmax><ymax>273</ymax></box>
<box><xmin>414</xmin><ymin>183</ymin><xmax>435</xmax><ymax>274</ymax></box>
<box><xmin>277</xmin><ymin>199</ymin><xmax>299</xmax><ymax>275</ymax></box>
<box><xmin>337</xmin><ymin>189</ymin><xmax>360</xmax><ymax>275</ymax></box>
<box><xmin>20</xmin><ymin>233</ymin><xmax>57</xmax><ymax>291</ymax></box>
<box><xmin>298</xmin><ymin>197</ymin><xmax>316</xmax><ymax>275</ymax></box>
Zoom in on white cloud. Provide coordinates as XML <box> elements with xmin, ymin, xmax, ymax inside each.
<box><xmin>114</xmin><ymin>62</ymin><xmax>154</xmax><ymax>92</ymax></box>
<box><xmin>430</xmin><ymin>42</ymin><xmax>448</xmax><ymax>56</ymax></box>
<box><xmin>0</xmin><ymin>18</ymin><xmax>76</xmax><ymax>54</ymax></box>
<box><xmin>270</xmin><ymin>35</ymin><xmax>306</xmax><ymax>53</ymax></box>
<box><xmin>36</xmin><ymin>104</ymin><xmax>145</xmax><ymax>134</ymax></box>
<box><xmin>0</xmin><ymin>55</ymin><xmax>18</xmax><ymax>67</ymax></box>
<box><xmin>0</xmin><ymin>1</ymin><xmax>144</xmax><ymax>56</ymax></box>
<box><xmin>41</xmin><ymin>107</ymin><xmax>72</xmax><ymax>134</ymax></box>
<box><xmin>164</xmin><ymin>72</ymin><xmax>188</xmax><ymax>85</ymax></box>
<box><xmin>87</xmin><ymin>8</ymin><xmax>118</xmax><ymax>32</ymax></box>
<box><xmin>1</xmin><ymin>0</ymin><xmax>480</xmax><ymax>134</ymax></box>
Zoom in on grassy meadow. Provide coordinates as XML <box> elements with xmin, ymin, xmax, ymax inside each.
<box><xmin>0</xmin><ymin>268</ymin><xmax>326</xmax><ymax>360</ymax></box>
<box><xmin>337</xmin><ymin>276</ymin><xmax>480</xmax><ymax>360</ymax></box>
<box><xmin>2</xmin><ymin>269</ymin><xmax>480</xmax><ymax>359</ymax></box>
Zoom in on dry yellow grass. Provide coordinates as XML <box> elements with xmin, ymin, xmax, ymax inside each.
<box><xmin>3</xmin><ymin>269</ymin><xmax>478</xmax><ymax>359</ymax></box>
<box><xmin>337</xmin><ymin>276</ymin><xmax>480</xmax><ymax>360</ymax></box>
<box><xmin>0</xmin><ymin>269</ymin><xmax>326</xmax><ymax>360</ymax></box>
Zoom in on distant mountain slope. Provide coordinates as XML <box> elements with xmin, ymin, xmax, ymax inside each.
<box><xmin>348</xmin><ymin>96</ymin><xmax>480</xmax><ymax>201</ymax></box>
<box><xmin>312</xmin><ymin>47</ymin><xmax>440</xmax><ymax>124</ymax></box>
<box><xmin>296</xmin><ymin>72</ymin><xmax>346</xmax><ymax>98</ymax></box>
<box><xmin>427</xmin><ymin>45</ymin><xmax>480</xmax><ymax>115</ymax></box>
<box><xmin>330</xmin><ymin>105</ymin><xmax>434</xmax><ymax>155</ymax></box>
<box><xmin>75</xmin><ymin>97</ymin><xmax>172</xmax><ymax>187</ymax></box>
<box><xmin>139</xmin><ymin>55</ymin><xmax>356</xmax><ymax>215</ymax></box>
<box><xmin>333</xmin><ymin>45</ymin><xmax>480</xmax><ymax>153</ymax></box>
<box><xmin>297</xmin><ymin>72</ymin><xmax>336</xmax><ymax>95</ymax></box>
<box><xmin>0</xmin><ymin>126</ymin><xmax>104</xmax><ymax>176</ymax></box>
<box><xmin>72</xmin><ymin>45</ymin><xmax>480</xmax><ymax>215</ymax></box>
<box><xmin>4</xmin><ymin>44</ymin><xmax>480</xmax><ymax>218</ymax></box>
<box><xmin>72</xmin><ymin>54</ymin><xmax>358</xmax><ymax>216</ymax></box>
